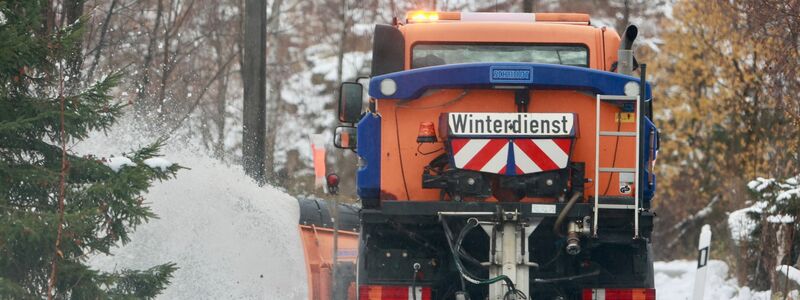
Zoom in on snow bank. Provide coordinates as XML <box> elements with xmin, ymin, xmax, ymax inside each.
<box><xmin>654</xmin><ymin>260</ymin><xmax>772</xmax><ymax>300</ymax></box>
<box><xmin>79</xmin><ymin>126</ymin><xmax>308</xmax><ymax>299</ymax></box>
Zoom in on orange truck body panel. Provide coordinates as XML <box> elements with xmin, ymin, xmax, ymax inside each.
<box><xmin>377</xmin><ymin>20</ymin><xmax>636</xmax><ymax>203</ymax></box>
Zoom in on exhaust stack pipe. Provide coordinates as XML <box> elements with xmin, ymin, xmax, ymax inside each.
<box><xmin>617</xmin><ymin>24</ymin><xmax>638</xmax><ymax>75</ymax></box>
<box><xmin>620</xmin><ymin>24</ymin><xmax>639</xmax><ymax>50</ymax></box>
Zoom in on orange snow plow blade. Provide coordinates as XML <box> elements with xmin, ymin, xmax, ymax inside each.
<box><xmin>297</xmin><ymin>197</ymin><xmax>359</xmax><ymax>300</ymax></box>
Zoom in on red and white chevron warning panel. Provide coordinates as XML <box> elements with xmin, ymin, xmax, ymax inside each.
<box><xmin>449</xmin><ymin>138</ymin><xmax>573</xmax><ymax>175</ymax></box>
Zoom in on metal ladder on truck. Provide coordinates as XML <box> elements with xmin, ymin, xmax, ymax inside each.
<box><xmin>593</xmin><ymin>94</ymin><xmax>641</xmax><ymax>239</ymax></box>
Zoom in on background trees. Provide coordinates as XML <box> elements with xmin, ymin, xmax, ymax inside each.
<box><xmin>653</xmin><ymin>0</ymin><xmax>800</xmax><ymax>290</ymax></box>
<box><xmin>15</xmin><ymin>0</ymin><xmax>797</xmax><ymax>292</ymax></box>
<box><xmin>0</xmin><ymin>0</ymin><xmax>180</xmax><ymax>297</ymax></box>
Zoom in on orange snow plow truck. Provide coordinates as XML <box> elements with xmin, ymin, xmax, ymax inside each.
<box><xmin>321</xmin><ymin>11</ymin><xmax>659</xmax><ymax>300</ymax></box>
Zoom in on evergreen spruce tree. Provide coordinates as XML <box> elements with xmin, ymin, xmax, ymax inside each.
<box><xmin>1</xmin><ymin>1</ymin><xmax>180</xmax><ymax>298</ymax></box>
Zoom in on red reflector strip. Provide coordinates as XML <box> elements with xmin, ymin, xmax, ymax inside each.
<box><xmin>358</xmin><ymin>285</ymin><xmax>432</xmax><ymax>300</ymax></box>
<box><xmin>582</xmin><ymin>288</ymin><xmax>656</xmax><ymax>300</ymax></box>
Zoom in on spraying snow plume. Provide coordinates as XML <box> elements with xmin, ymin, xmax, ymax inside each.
<box><xmin>78</xmin><ymin>121</ymin><xmax>308</xmax><ymax>299</ymax></box>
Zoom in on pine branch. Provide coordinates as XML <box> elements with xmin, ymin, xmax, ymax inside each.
<box><xmin>0</xmin><ymin>277</ymin><xmax>27</xmax><ymax>299</ymax></box>
<box><xmin>102</xmin><ymin>263</ymin><xmax>178</xmax><ymax>299</ymax></box>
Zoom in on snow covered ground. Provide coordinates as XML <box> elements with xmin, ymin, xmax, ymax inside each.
<box><xmin>79</xmin><ymin>129</ymin><xmax>308</xmax><ymax>299</ymax></box>
<box><xmin>654</xmin><ymin>260</ymin><xmax>775</xmax><ymax>300</ymax></box>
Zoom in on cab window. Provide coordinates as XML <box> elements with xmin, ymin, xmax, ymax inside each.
<box><xmin>412</xmin><ymin>43</ymin><xmax>588</xmax><ymax>68</ymax></box>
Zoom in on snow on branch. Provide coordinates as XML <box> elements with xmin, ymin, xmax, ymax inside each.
<box><xmin>105</xmin><ymin>156</ymin><xmax>135</xmax><ymax>172</ymax></box>
<box><xmin>728</xmin><ymin>174</ymin><xmax>800</xmax><ymax>243</ymax></box>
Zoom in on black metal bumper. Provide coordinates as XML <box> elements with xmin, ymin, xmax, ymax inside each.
<box><xmin>362</xmin><ymin>200</ymin><xmax>592</xmax><ymax>222</ymax></box>
<box><xmin>361</xmin><ymin>200</ymin><xmax>654</xmax><ymax>242</ymax></box>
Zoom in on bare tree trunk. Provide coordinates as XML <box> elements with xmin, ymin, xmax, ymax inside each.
<box><xmin>136</xmin><ymin>0</ymin><xmax>164</xmax><ymax>114</ymax></box>
<box><xmin>336</xmin><ymin>0</ymin><xmax>348</xmax><ymax>85</ymax></box>
<box><xmin>86</xmin><ymin>0</ymin><xmax>118</xmax><ymax>82</ymax></box>
<box><xmin>213</xmin><ymin>74</ymin><xmax>229</xmax><ymax>160</ymax></box>
<box><xmin>40</xmin><ymin>0</ymin><xmax>55</xmax><ymax>36</ymax></box>
<box><xmin>47</xmin><ymin>65</ymin><xmax>69</xmax><ymax>300</ymax></box>
<box><xmin>155</xmin><ymin>0</ymin><xmax>196</xmax><ymax>120</ymax></box>
<box><xmin>263</xmin><ymin>81</ymin><xmax>280</xmax><ymax>180</ymax></box>
<box><xmin>242</xmin><ymin>0</ymin><xmax>267</xmax><ymax>183</ymax></box>
<box><xmin>64</xmin><ymin>1</ymin><xmax>83</xmax><ymax>32</ymax></box>
<box><xmin>157</xmin><ymin>26</ymin><xmax>171</xmax><ymax>118</ymax></box>
<box><xmin>64</xmin><ymin>0</ymin><xmax>84</xmax><ymax>90</ymax></box>
<box><xmin>263</xmin><ymin>0</ymin><xmax>284</xmax><ymax>181</ymax></box>
<box><xmin>622</xmin><ymin>0</ymin><xmax>631</xmax><ymax>29</ymax></box>
<box><xmin>523</xmin><ymin>0</ymin><xmax>534</xmax><ymax>12</ymax></box>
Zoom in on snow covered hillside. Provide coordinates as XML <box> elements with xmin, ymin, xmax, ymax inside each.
<box><xmin>78</xmin><ymin>129</ymin><xmax>307</xmax><ymax>299</ymax></box>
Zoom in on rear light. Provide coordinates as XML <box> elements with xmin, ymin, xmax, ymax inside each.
<box><xmin>326</xmin><ymin>173</ymin><xmax>339</xmax><ymax>195</ymax></box>
<box><xmin>359</xmin><ymin>285</ymin><xmax>432</xmax><ymax>300</ymax></box>
<box><xmin>417</xmin><ymin>122</ymin><xmax>437</xmax><ymax>143</ymax></box>
<box><xmin>582</xmin><ymin>288</ymin><xmax>655</xmax><ymax>300</ymax></box>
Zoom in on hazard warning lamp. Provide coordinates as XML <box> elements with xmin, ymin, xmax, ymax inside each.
<box><xmin>409</xmin><ymin>11</ymin><xmax>440</xmax><ymax>22</ymax></box>
<box><xmin>417</xmin><ymin>122</ymin><xmax>437</xmax><ymax>143</ymax></box>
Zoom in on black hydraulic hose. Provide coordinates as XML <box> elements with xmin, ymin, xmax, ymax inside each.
<box><xmin>411</xmin><ymin>271</ymin><xmax>417</xmax><ymax>300</ymax></box>
<box><xmin>553</xmin><ymin>192</ymin><xmax>582</xmax><ymax>237</ymax></box>
<box><xmin>451</xmin><ymin>218</ymin><xmax>483</xmax><ymax>267</ymax></box>
<box><xmin>411</xmin><ymin>263</ymin><xmax>421</xmax><ymax>300</ymax></box>
<box><xmin>459</xmin><ymin>248</ymin><xmax>483</xmax><ymax>267</ymax></box>
<box><xmin>450</xmin><ymin>218</ymin><xmax>526</xmax><ymax>298</ymax></box>
<box><xmin>452</xmin><ymin>219</ymin><xmax>487</xmax><ymax>282</ymax></box>
<box><xmin>440</xmin><ymin>217</ymin><xmax>514</xmax><ymax>288</ymax></box>
<box><xmin>441</xmin><ymin>217</ymin><xmax>467</xmax><ymax>290</ymax></box>
<box><xmin>533</xmin><ymin>270</ymin><xmax>600</xmax><ymax>283</ymax></box>
<box><xmin>454</xmin><ymin>218</ymin><xmax>478</xmax><ymax>255</ymax></box>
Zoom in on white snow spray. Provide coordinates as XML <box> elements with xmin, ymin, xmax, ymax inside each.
<box><xmin>79</xmin><ymin>120</ymin><xmax>308</xmax><ymax>299</ymax></box>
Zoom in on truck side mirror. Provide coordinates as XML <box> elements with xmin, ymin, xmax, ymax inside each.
<box><xmin>334</xmin><ymin>126</ymin><xmax>357</xmax><ymax>149</ymax></box>
<box><xmin>338</xmin><ymin>82</ymin><xmax>363</xmax><ymax>123</ymax></box>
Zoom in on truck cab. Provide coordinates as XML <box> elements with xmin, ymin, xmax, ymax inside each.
<box><xmin>335</xmin><ymin>11</ymin><xmax>658</xmax><ymax>300</ymax></box>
